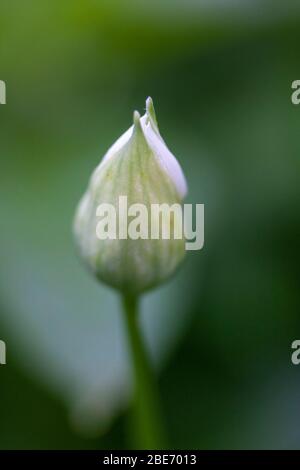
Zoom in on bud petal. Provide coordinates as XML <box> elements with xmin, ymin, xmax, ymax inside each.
<box><xmin>74</xmin><ymin>98</ymin><xmax>187</xmax><ymax>295</ymax></box>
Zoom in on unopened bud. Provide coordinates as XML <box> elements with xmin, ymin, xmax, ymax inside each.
<box><xmin>74</xmin><ymin>98</ymin><xmax>187</xmax><ymax>295</ymax></box>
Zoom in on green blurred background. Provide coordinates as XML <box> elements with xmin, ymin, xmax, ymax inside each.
<box><xmin>1</xmin><ymin>0</ymin><xmax>300</xmax><ymax>449</ymax></box>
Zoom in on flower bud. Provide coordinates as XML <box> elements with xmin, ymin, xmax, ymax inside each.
<box><xmin>74</xmin><ymin>98</ymin><xmax>187</xmax><ymax>295</ymax></box>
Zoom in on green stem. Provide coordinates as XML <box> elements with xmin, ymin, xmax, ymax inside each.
<box><xmin>122</xmin><ymin>294</ymin><xmax>166</xmax><ymax>449</ymax></box>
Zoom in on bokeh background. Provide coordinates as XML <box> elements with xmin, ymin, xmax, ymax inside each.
<box><xmin>1</xmin><ymin>0</ymin><xmax>300</xmax><ymax>449</ymax></box>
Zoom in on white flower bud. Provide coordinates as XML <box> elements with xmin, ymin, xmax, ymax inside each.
<box><xmin>74</xmin><ymin>97</ymin><xmax>187</xmax><ymax>295</ymax></box>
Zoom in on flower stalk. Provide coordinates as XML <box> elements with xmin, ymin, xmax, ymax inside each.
<box><xmin>122</xmin><ymin>294</ymin><xmax>166</xmax><ymax>449</ymax></box>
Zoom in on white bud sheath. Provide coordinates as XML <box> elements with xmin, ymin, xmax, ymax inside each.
<box><xmin>74</xmin><ymin>98</ymin><xmax>187</xmax><ymax>295</ymax></box>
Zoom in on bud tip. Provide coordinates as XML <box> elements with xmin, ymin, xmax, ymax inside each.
<box><xmin>145</xmin><ymin>96</ymin><xmax>158</xmax><ymax>128</ymax></box>
<box><xmin>133</xmin><ymin>110</ymin><xmax>141</xmax><ymax>126</ymax></box>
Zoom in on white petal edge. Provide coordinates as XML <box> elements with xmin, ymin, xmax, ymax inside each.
<box><xmin>140</xmin><ymin>114</ymin><xmax>187</xmax><ymax>199</ymax></box>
